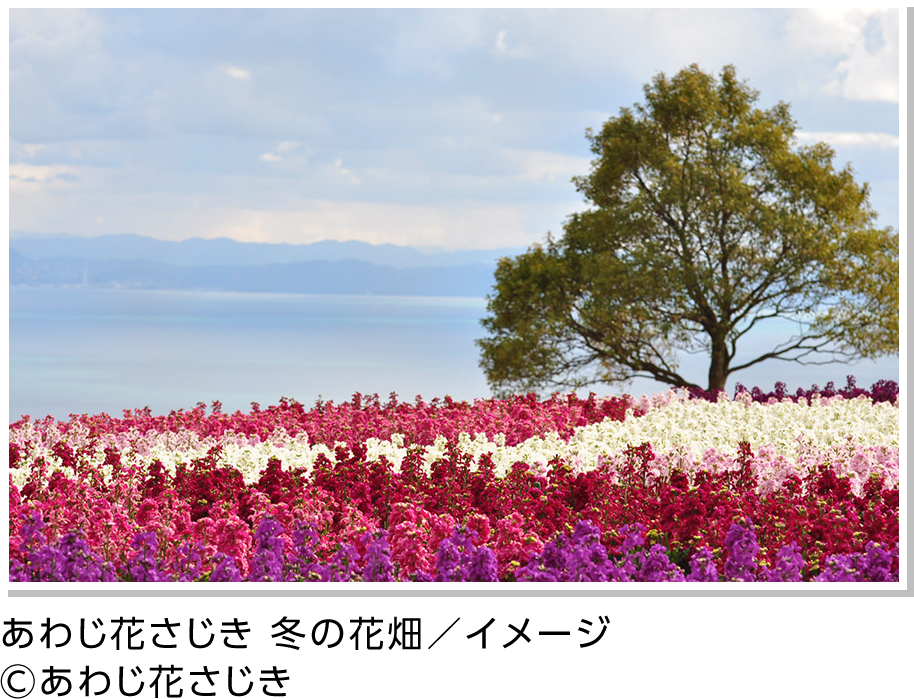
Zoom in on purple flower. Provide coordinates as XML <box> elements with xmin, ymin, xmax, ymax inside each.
<box><xmin>761</xmin><ymin>542</ymin><xmax>805</xmax><ymax>582</ymax></box>
<box><xmin>815</xmin><ymin>554</ymin><xmax>860</xmax><ymax>582</ymax></box>
<box><xmin>515</xmin><ymin>531</ymin><xmax>571</xmax><ymax>582</ymax></box>
<box><xmin>685</xmin><ymin>546</ymin><xmax>719</xmax><ymax>582</ymax></box>
<box><xmin>248</xmin><ymin>517</ymin><xmax>285</xmax><ymax>582</ymax></box>
<box><xmin>539</xmin><ymin>534</ymin><xmax>572</xmax><ymax>572</ymax></box>
<box><xmin>126</xmin><ymin>531</ymin><xmax>169</xmax><ymax>582</ymax></box>
<box><xmin>209</xmin><ymin>552</ymin><xmax>243</xmax><ymax>582</ymax></box>
<box><xmin>17</xmin><ymin>510</ymin><xmax>48</xmax><ymax>554</ymax></box>
<box><xmin>518</xmin><ymin>521</ymin><xmax>618</xmax><ymax>582</ymax></box>
<box><xmin>857</xmin><ymin>542</ymin><xmax>896</xmax><ymax>582</ymax></box>
<box><xmin>59</xmin><ymin>531</ymin><xmax>116</xmax><ymax>582</ymax></box>
<box><xmin>619</xmin><ymin>523</ymin><xmax>646</xmax><ymax>553</ymax></box>
<box><xmin>361</xmin><ymin>530</ymin><xmax>395</xmax><ymax>582</ymax></box>
<box><xmin>814</xmin><ymin>542</ymin><xmax>898</xmax><ymax>583</ymax></box>
<box><xmin>566</xmin><ymin>521</ymin><xmax>611</xmax><ymax>581</ymax></box>
<box><xmin>10</xmin><ymin>511</ymin><xmax>49</xmax><ymax>580</ymax></box>
<box><xmin>571</xmin><ymin>520</ymin><xmax>602</xmax><ymax>548</ymax></box>
<box><xmin>10</xmin><ymin>513</ymin><xmax>115</xmax><ymax>582</ymax></box>
<box><xmin>435</xmin><ymin>527</ymin><xmax>496</xmax><ymax>582</ymax></box>
<box><xmin>723</xmin><ymin>518</ymin><xmax>759</xmax><ymax>582</ymax></box>
<box><xmin>323</xmin><ymin>544</ymin><xmax>358</xmax><ymax>582</ymax></box>
<box><xmin>606</xmin><ymin>523</ymin><xmax>646</xmax><ymax>581</ymax></box>
<box><xmin>173</xmin><ymin>541</ymin><xmax>205</xmax><ymax>582</ymax></box>
<box><xmin>466</xmin><ymin>546</ymin><xmax>498</xmax><ymax>582</ymax></box>
<box><xmin>515</xmin><ymin>558</ymin><xmax>562</xmax><ymax>582</ymax></box>
<box><xmin>288</xmin><ymin>523</ymin><xmax>328</xmax><ymax>582</ymax></box>
<box><xmin>640</xmin><ymin>544</ymin><xmax>686</xmax><ymax>582</ymax></box>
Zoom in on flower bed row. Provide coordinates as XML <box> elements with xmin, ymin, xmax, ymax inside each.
<box><xmin>9</xmin><ymin>378</ymin><xmax>900</xmax><ymax>582</ymax></box>
<box><xmin>10</xmin><ymin>513</ymin><xmax>897</xmax><ymax>583</ymax></box>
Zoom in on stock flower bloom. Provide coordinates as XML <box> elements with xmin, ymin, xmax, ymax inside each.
<box><xmin>126</xmin><ymin>531</ymin><xmax>169</xmax><ymax>582</ymax></box>
<box><xmin>685</xmin><ymin>547</ymin><xmax>719</xmax><ymax>582</ymax></box>
<box><xmin>466</xmin><ymin>546</ymin><xmax>498</xmax><ymax>582</ymax></box>
<box><xmin>8</xmin><ymin>383</ymin><xmax>899</xmax><ymax>583</ymax></box>
<box><xmin>640</xmin><ymin>544</ymin><xmax>686</xmax><ymax>582</ymax></box>
<box><xmin>815</xmin><ymin>555</ymin><xmax>860</xmax><ymax>582</ymax></box>
<box><xmin>324</xmin><ymin>544</ymin><xmax>359</xmax><ymax>582</ymax></box>
<box><xmin>724</xmin><ymin>518</ymin><xmax>760</xmax><ymax>582</ymax></box>
<box><xmin>434</xmin><ymin>527</ymin><xmax>497</xmax><ymax>582</ymax></box>
<box><xmin>814</xmin><ymin>543</ymin><xmax>898</xmax><ymax>583</ymax></box>
<box><xmin>10</xmin><ymin>511</ymin><xmax>116</xmax><ymax>583</ymax></box>
<box><xmin>857</xmin><ymin>542</ymin><xmax>895</xmax><ymax>582</ymax></box>
<box><xmin>361</xmin><ymin>530</ymin><xmax>395</xmax><ymax>582</ymax></box>
<box><xmin>209</xmin><ymin>552</ymin><xmax>243</xmax><ymax>582</ymax></box>
<box><xmin>248</xmin><ymin>517</ymin><xmax>286</xmax><ymax>582</ymax></box>
<box><xmin>761</xmin><ymin>542</ymin><xmax>805</xmax><ymax>582</ymax></box>
<box><xmin>173</xmin><ymin>540</ymin><xmax>205</xmax><ymax>582</ymax></box>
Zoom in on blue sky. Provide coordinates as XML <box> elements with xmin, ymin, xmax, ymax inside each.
<box><xmin>9</xmin><ymin>8</ymin><xmax>901</xmax><ymax>250</ymax></box>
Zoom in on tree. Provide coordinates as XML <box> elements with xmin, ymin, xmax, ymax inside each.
<box><xmin>477</xmin><ymin>64</ymin><xmax>898</xmax><ymax>395</ymax></box>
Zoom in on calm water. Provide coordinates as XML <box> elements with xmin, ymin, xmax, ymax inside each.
<box><xmin>9</xmin><ymin>288</ymin><xmax>899</xmax><ymax>421</ymax></box>
<box><xmin>9</xmin><ymin>288</ymin><xmax>494</xmax><ymax>421</ymax></box>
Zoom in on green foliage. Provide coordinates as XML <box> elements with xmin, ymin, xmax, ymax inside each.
<box><xmin>478</xmin><ymin>64</ymin><xmax>898</xmax><ymax>395</ymax></box>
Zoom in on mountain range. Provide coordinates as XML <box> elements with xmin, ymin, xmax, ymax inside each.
<box><xmin>9</xmin><ymin>233</ymin><xmax>526</xmax><ymax>297</ymax></box>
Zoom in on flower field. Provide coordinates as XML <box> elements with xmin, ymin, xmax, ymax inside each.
<box><xmin>8</xmin><ymin>377</ymin><xmax>900</xmax><ymax>582</ymax></box>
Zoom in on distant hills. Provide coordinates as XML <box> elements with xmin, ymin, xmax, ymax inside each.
<box><xmin>9</xmin><ymin>233</ymin><xmax>526</xmax><ymax>297</ymax></box>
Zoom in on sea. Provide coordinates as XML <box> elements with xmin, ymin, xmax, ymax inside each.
<box><xmin>8</xmin><ymin>287</ymin><xmax>900</xmax><ymax>422</ymax></box>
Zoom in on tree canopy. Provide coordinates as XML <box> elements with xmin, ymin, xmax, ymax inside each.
<box><xmin>477</xmin><ymin>64</ymin><xmax>898</xmax><ymax>395</ymax></box>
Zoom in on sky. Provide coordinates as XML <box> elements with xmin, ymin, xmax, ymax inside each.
<box><xmin>8</xmin><ymin>7</ymin><xmax>901</xmax><ymax>251</ymax></box>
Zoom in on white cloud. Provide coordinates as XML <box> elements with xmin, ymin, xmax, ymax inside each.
<box><xmin>8</xmin><ymin>10</ymin><xmax>900</xmax><ymax>252</ymax></box>
<box><xmin>260</xmin><ymin>142</ymin><xmax>303</xmax><ymax>163</ymax></box>
<box><xmin>495</xmin><ymin>30</ymin><xmax>507</xmax><ymax>54</ymax></box>
<box><xmin>19</xmin><ymin>143</ymin><xmax>48</xmax><ymax>157</ymax></box>
<box><xmin>492</xmin><ymin>29</ymin><xmax>534</xmax><ymax>59</ymax></box>
<box><xmin>785</xmin><ymin>8</ymin><xmax>860</xmax><ymax>54</ymax></box>
<box><xmin>9</xmin><ymin>163</ymin><xmax>82</xmax><ymax>191</ymax></box>
<box><xmin>223</xmin><ymin>65</ymin><xmax>251</xmax><ymax>80</ymax></box>
<box><xmin>786</xmin><ymin>9</ymin><xmax>898</xmax><ymax>102</ymax></box>
<box><xmin>501</xmin><ymin>149</ymin><xmax>592</xmax><ymax>181</ymax></box>
<box><xmin>506</xmin><ymin>10</ymin><xmax>770</xmax><ymax>81</ymax></box>
<box><xmin>334</xmin><ymin>158</ymin><xmax>360</xmax><ymax>185</ymax></box>
<box><xmin>192</xmin><ymin>201</ymin><xmax>531</xmax><ymax>249</ymax></box>
<box><xmin>11</xmin><ymin>190</ymin><xmax>543</xmax><ymax>249</ymax></box>
<box><xmin>479</xmin><ymin>9</ymin><xmax>897</xmax><ymax>104</ymax></box>
<box><xmin>10</xmin><ymin>9</ymin><xmax>121</xmax><ymax>141</ymax></box>
<box><xmin>796</xmin><ymin>131</ymin><xmax>899</xmax><ymax>148</ymax></box>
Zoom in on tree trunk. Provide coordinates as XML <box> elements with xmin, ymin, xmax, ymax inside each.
<box><xmin>708</xmin><ymin>337</ymin><xmax>729</xmax><ymax>391</ymax></box>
